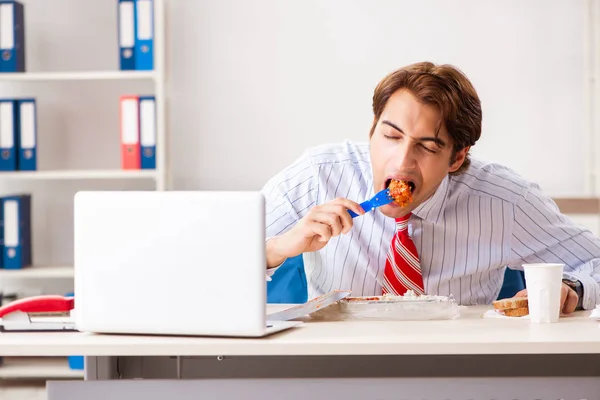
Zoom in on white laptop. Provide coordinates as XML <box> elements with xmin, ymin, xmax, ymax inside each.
<box><xmin>73</xmin><ymin>190</ymin><xmax>302</xmax><ymax>337</ymax></box>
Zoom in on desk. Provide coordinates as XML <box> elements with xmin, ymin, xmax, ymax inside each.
<box><xmin>2</xmin><ymin>305</ymin><xmax>600</xmax><ymax>400</ymax></box>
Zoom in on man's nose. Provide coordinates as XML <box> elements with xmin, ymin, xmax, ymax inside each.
<box><xmin>393</xmin><ymin>143</ymin><xmax>418</xmax><ymax>170</ymax></box>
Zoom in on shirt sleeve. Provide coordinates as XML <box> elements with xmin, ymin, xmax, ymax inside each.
<box><xmin>261</xmin><ymin>151</ymin><xmax>320</xmax><ymax>273</ymax></box>
<box><xmin>509</xmin><ymin>183</ymin><xmax>600</xmax><ymax>310</ymax></box>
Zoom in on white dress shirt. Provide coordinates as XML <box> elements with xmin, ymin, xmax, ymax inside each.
<box><xmin>262</xmin><ymin>141</ymin><xmax>600</xmax><ymax>309</ymax></box>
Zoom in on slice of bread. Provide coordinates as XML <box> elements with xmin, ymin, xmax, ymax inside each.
<box><xmin>502</xmin><ymin>307</ymin><xmax>529</xmax><ymax>317</ymax></box>
<box><xmin>492</xmin><ymin>297</ymin><xmax>529</xmax><ymax>317</ymax></box>
<box><xmin>492</xmin><ymin>297</ymin><xmax>528</xmax><ymax>311</ymax></box>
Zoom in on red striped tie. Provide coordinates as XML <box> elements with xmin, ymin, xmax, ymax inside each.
<box><xmin>382</xmin><ymin>213</ymin><xmax>425</xmax><ymax>295</ymax></box>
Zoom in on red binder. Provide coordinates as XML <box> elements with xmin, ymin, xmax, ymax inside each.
<box><xmin>120</xmin><ymin>95</ymin><xmax>140</xmax><ymax>169</ymax></box>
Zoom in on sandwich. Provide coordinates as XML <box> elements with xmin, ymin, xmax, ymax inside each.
<box><xmin>492</xmin><ymin>297</ymin><xmax>529</xmax><ymax>317</ymax></box>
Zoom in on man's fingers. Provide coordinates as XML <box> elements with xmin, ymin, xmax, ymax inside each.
<box><xmin>513</xmin><ymin>289</ymin><xmax>527</xmax><ymax>298</ymax></box>
<box><xmin>318</xmin><ymin>204</ymin><xmax>355</xmax><ymax>234</ymax></box>
<box><xmin>308</xmin><ymin>221</ymin><xmax>332</xmax><ymax>243</ymax></box>
<box><xmin>311</xmin><ymin>212</ymin><xmax>343</xmax><ymax>237</ymax></box>
<box><xmin>330</xmin><ymin>198</ymin><xmax>365</xmax><ymax>217</ymax></box>
<box><xmin>560</xmin><ymin>285</ymin><xmax>568</xmax><ymax>307</ymax></box>
<box><xmin>337</xmin><ymin>207</ymin><xmax>354</xmax><ymax>234</ymax></box>
<box><xmin>563</xmin><ymin>288</ymin><xmax>579</xmax><ymax>314</ymax></box>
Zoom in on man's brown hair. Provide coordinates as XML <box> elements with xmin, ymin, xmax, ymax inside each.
<box><xmin>369</xmin><ymin>62</ymin><xmax>482</xmax><ymax>175</ymax></box>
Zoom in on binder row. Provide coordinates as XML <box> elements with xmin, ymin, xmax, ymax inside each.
<box><xmin>0</xmin><ymin>0</ymin><xmax>155</xmax><ymax>74</ymax></box>
<box><xmin>0</xmin><ymin>193</ymin><xmax>32</xmax><ymax>269</ymax></box>
<box><xmin>0</xmin><ymin>98</ymin><xmax>37</xmax><ymax>171</ymax></box>
<box><xmin>2</xmin><ymin>95</ymin><xmax>154</xmax><ymax>173</ymax></box>
<box><xmin>120</xmin><ymin>95</ymin><xmax>156</xmax><ymax>170</ymax></box>
<box><xmin>118</xmin><ymin>0</ymin><xmax>154</xmax><ymax>71</ymax></box>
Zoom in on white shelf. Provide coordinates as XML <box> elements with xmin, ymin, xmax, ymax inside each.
<box><xmin>0</xmin><ymin>266</ymin><xmax>73</xmax><ymax>279</ymax></box>
<box><xmin>0</xmin><ymin>385</ymin><xmax>46</xmax><ymax>400</ymax></box>
<box><xmin>0</xmin><ymin>357</ymin><xmax>83</xmax><ymax>379</ymax></box>
<box><xmin>0</xmin><ymin>169</ymin><xmax>157</xmax><ymax>180</ymax></box>
<box><xmin>0</xmin><ymin>70</ymin><xmax>155</xmax><ymax>82</ymax></box>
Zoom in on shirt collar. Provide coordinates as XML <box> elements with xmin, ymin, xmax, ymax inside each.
<box><xmin>411</xmin><ymin>174</ymin><xmax>450</xmax><ymax>224</ymax></box>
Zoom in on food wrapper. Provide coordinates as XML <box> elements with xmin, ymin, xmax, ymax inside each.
<box><xmin>309</xmin><ymin>291</ymin><xmax>460</xmax><ymax>321</ymax></box>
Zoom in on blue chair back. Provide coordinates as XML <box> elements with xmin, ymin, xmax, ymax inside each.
<box><xmin>496</xmin><ymin>267</ymin><xmax>526</xmax><ymax>299</ymax></box>
<box><xmin>266</xmin><ymin>255</ymin><xmax>307</xmax><ymax>304</ymax></box>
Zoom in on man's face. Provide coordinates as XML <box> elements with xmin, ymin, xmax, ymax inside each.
<box><xmin>369</xmin><ymin>89</ymin><xmax>468</xmax><ymax>219</ymax></box>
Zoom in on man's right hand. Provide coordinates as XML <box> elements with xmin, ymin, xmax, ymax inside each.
<box><xmin>266</xmin><ymin>198</ymin><xmax>365</xmax><ymax>268</ymax></box>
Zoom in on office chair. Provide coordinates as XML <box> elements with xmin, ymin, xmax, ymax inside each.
<box><xmin>267</xmin><ymin>255</ymin><xmax>308</xmax><ymax>304</ymax></box>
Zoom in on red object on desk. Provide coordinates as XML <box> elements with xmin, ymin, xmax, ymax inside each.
<box><xmin>0</xmin><ymin>295</ymin><xmax>74</xmax><ymax>318</ymax></box>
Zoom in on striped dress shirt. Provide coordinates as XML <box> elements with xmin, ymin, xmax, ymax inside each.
<box><xmin>262</xmin><ymin>141</ymin><xmax>600</xmax><ymax>309</ymax></box>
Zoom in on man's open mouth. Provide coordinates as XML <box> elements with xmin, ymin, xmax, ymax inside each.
<box><xmin>385</xmin><ymin>178</ymin><xmax>416</xmax><ymax>193</ymax></box>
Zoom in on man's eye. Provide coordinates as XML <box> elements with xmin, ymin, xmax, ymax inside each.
<box><xmin>421</xmin><ymin>144</ymin><xmax>436</xmax><ymax>154</ymax></box>
<box><xmin>384</xmin><ymin>135</ymin><xmax>399</xmax><ymax>140</ymax></box>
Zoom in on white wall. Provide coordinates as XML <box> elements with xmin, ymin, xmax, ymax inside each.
<box><xmin>168</xmin><ymin>0</ymin><xmax>588</xmax><ymax>196</ymax></box>
<box><xmin>0</xmin><ymin>0</ymin><xmax>593</xmax><ymax>294</ymax></box>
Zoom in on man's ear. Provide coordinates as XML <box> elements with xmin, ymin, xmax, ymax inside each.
<box><xmin>449</xmin><ymin>146</ymin><xmax>470</xmax><ymax>173</ymax></box>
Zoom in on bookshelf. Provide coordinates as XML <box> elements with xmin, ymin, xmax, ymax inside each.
<box><xmin>0</xmin><ymin>0</ymin><xmax>168</xmax><ymax>379</ymax></box>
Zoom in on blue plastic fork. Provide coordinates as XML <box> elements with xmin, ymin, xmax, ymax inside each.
<box><xmin>348</xmin><ymin>188</ymin><xmax>394</xmax><ymax>218</ymax></box>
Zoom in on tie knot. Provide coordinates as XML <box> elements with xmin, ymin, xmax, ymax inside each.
<box><xmin>395</xmin><ymin>213</ymin><xmax>411</xmax><ymax>232</ymax></box>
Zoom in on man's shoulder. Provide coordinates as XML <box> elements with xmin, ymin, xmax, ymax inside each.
<box><xmin>451</xmin><ymin>157</ymin><xmax>532</xmax><ymax>204</ymax></box>
<box><xmin>302</xmin><ymin>140</ymin><xmax>371</xmax><ymax>167</ymax></box>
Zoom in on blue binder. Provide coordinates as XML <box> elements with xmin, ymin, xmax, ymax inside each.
<box><xmin>0</xmin><ymin>1</ymin><xmax>25</xmax><ymax>73</ymax></box>
<box><xmin>139</xmin><ymin>95</ymin><xmax>155</xmax><ymax>169</ymax></box>
<box><xmin>0</xmin><ymin>98</ymin><xmax>17</xmax><ymax>171</ymax></box>
<box><xmin>2</xmin><ymin>194</ymin><xmax>31</xmax><ymax>269</ymax></box>
<box><xmin>134</xmin><ymin>0</ymin><xmax>154</xmax><ymax>70</ymax></box>
<box><xmin>16</xmin><ymin>98</ymin><xmax>36</xmax><ymax>171</ymax></box>
<box><xmin>118</xmin><ymin>0</ymin><xmax>136</xmax><ymax>70</ymax></box>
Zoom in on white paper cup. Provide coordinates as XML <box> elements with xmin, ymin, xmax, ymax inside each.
<box><xmin>523</xmin><ymin>263</ymin><xmax>564</xmax><ymax>323</ymax></box>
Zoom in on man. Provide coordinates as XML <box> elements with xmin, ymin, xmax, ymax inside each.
<box><xmin>262</xmin><ymin>61</ymin><xmax>600</xmax><ymax>314</ymax></box>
